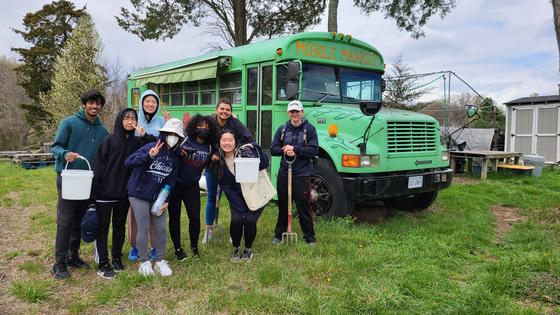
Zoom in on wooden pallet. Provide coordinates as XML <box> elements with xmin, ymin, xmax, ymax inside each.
<box><xmin>0</xmin><ymin>151</ymin><xmax>29</xmax><ymax>158</ymax></box>
<box><xmin>12</xmin><ymin>153</ymin><xmax>55</xmax><ymax>169</ymax></box>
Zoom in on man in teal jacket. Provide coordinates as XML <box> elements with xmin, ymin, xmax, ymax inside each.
<box><xmin>50</xmin><ymin>90</ymin><xmax>109</xmax><ymax>279</ymax></box>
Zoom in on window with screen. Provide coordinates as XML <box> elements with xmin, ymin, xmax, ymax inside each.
<box><xmin>201</xmin><ymin>79</ymin><xmax>216</xmax><ymax>105</ymax></box>
<box><xmin>219</xmin><ymin>72</ymin><xmax>242</xmax><ymax>104</ymax></box>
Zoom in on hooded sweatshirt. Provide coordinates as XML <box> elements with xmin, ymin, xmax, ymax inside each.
<box><xmin>271</xmin><ymin>119</ymin><xmax>318</xmax><ymax>177</ymax></box>
<box><xmin>135</xmin><ymin>90</ymin><xmax>166</xmax><ymax>137</ymax></box>
<box><xmin>51</xmin><ymin>109</ymin><xmax>109</xmax><ymax>173</ymax></box>
<box><xmin>125</xmin><ymin>136</ymin><xmax>180</xmax><ymax>202</ymax></box>
<box><xmin>92</xmin><ymin>108</ymin><xmax>155</xmax><ymax>201</ymax></box>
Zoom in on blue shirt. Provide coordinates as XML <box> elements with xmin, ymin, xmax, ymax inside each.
<box><xmin>177</xmin><ymin>137</ymin><xmax>212</xmax><ymax>185</ymax></box>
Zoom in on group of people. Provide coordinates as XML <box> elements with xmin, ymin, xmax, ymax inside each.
<box><xmin>50</xmin><ymin>89</ymin><xmax>319</xmax><ymax>280</ymax></box>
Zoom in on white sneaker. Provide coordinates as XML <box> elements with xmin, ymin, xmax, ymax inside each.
<box><xmin>154</xmin><ymin>260</ymin><xmax>173</xmax><ymax>276</ymax></box>
<box><xmin>138</xmin><ymin>261</ymin><xmax>154</xmax><ymax>276</ymax></box>
<box><xmin>202</xmin><ymin>228</ymin><xmax>214</xmax><ymax>244</ymax></box>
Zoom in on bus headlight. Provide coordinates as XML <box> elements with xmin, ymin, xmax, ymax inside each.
<box><xmin>342</xmin><ymin>154</ymin><xmax>380</xmax><ymax>168</ymax></box>
<box><xmin>442</xmin><ymin>151</ymin><xmax>449</xmax><ymax>162</ymax></box>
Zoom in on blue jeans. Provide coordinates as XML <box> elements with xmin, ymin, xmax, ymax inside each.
<box><xmin>204</xmin><ymin>171</ymin><xmax>220</xmax><ymax>225</ymax></box>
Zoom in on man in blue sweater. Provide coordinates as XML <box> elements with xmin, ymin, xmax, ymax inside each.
<box><xmin>50</xmin><ymin>90</ymin><xmax>109</xmax><ymax>279</ymax></box>
<box><xmin>271</xmin><ymin>100</ymin><xmax>319</xmax><ymax>245</ymax></box>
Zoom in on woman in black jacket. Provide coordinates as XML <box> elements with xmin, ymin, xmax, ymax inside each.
<box><xmin>92</xmin><ymin>108</ymin><xmax>155</xmax><ymax>279</ymax></box>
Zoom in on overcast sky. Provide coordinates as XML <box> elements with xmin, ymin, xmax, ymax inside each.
<box><xmin>2</xmin><ymin>0</ymin><xmax>557</xmax><ymax>106</ymax></box>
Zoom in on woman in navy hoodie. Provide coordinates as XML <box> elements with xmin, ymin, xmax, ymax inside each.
<box><xmin>92</xmin><ymin>108</ymin><xmax>155</xmax><ymax>279</ymax></box>
<box><xmin>125</xmin><ymin>118</ymin><xmax>183</xmax><ymax>276</ymax></box>
<box><xmin>168</xmin><ymin>114</ymin><xmax>218</xmax><ymax>260</ymax></box>
<box><xmin>211</xmin><ymin>130</ymin><xmax>269</xmax><ymax>262</ymax></box>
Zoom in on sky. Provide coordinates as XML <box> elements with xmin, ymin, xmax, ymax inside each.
<box><xmin>1</xmin><ymin>0</ymin><xmax>558</xmax><ymax>106</ymax></box>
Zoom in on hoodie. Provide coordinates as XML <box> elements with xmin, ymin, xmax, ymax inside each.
<box><xmin>271</xmin><ymin>119</ymin><xmax>318</xmax><ymax>177</ymax></box>
<box><xmin>51</xmin><ymin>109</ymin><xmax>109</xmax><ymax>173</ymax></box>
<box><xmin>92</xmin><ymin>108</ymin><xmax>155</xmax><ymax>201</ymax></box>
<box><xmin>135</xmin><ymin>90</ymin><xmax>166</xmax><ymax>137</ymax></box>
<box><xmin>125</xmin><ymin>136</ymin><xmax>180</xmax><ymax>202</ymax></box>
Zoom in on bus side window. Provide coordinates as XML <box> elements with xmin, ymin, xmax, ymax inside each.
<box><xmin>201</xmin><ymin>79</ymin><xmax>216</xmax><ymax>105</ymax></box>
<box><xmin>131</xmin><ymin>88</ymin><xmax>140</xmax><ymax>107</ymax></box>
<box><xmin>276</xmin><ymin>64</ymin><xmax>288</xmax><ymax>100</ymax></box>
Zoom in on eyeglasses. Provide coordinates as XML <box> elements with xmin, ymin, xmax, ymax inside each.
<box><xmin>123</xmin><ymin>118</ymin><xmax>137</xmax><ymax>122</ymax></box>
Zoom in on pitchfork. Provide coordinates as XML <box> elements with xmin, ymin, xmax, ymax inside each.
<box><xmin>208</xmin><ymin>185</ymin><xmax>225</xmax><ymax>247</ymax></box>
<box><xmin>282</xmin><ymin>153</ymin><xmax>298</xmax><ymax>246</ymax></box>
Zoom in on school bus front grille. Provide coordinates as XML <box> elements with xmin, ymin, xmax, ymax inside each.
<box><xmin>386</xmin><ymin>121</ymin><xmax>437</xmax><ymax>153</ymax></box>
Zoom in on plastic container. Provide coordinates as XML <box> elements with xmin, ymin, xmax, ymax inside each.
<box><xmin>234</xmin><ymin>158</ymin><xmax>260</xmax><ymax>183</ymax></box>
<box><xmin>523</xmin><ymin>155</ymin><xmax>545</xmax><ymax>177</ymax></box>
<box><xmin>61</xmin><ymin>156</ymin><xmax>94</xmax><ymax>200</ymax></box>
<box><xmin>151</xmin><ymin>184</ymin><xmax>171</xmax><ymax>215</ymax></box>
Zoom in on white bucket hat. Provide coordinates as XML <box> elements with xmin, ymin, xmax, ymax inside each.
<box><xmin>159</xmin><ymin>118</ymin><xmax>184</xmax><ymax>138</ymax></box>
<box><xmin>287</xmin><ymin>100</ymin><xmax>303</xmax><ymax>112</ymax></box>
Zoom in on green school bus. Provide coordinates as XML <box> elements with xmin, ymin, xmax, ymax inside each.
<box><xmin>127</xmin><ymin>32</ymin><xmax>452</xmax><ymax>218</ymax></box>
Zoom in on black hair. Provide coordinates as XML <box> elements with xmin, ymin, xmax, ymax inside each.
<box><xmin>80</xmin><ymin>89</ymin><xmax>106</xmax><ymax>106</ymax></box>
<box><xmin>185</xmin><ymin>114</ymin><xmax>218</xmax><ymax>144</ymax></box>
<box><xmin>216</xmin><ymin>97</ymin><xmax>232</xmax><ymax>109</ymax></box>
<box><xmin>207</xmin><ymin>129</ymin><xmax>239</xmax><ymax>179</ymax></box>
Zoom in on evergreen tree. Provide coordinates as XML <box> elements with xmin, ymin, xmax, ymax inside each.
<box><xmin>11</xmin><ymin>1</ymin><xmax>86</xmax><ymax>131</ymax></box>
<box><xmin>383</xmin><ymin>55</ymin><xmax>430</xmax><ymax>109</ymax></box>
<box><xmin>41</xmin><ymin>15</ymin><xmax>106</xmax><ymax>138</ymax></box>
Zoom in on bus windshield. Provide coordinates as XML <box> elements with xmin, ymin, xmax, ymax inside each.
<box><xmin>300</xmin><ymin>63</ymin><xmax>382</xmax><ymax>103</ymax></box>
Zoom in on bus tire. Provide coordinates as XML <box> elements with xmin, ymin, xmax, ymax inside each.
<box><xmin>310</xmin><ymin>158</ymin><xmax>348</xmax><ymax>219</ymax></box>
<box><xmin>386</xmin><ymin>191</ymin><xmax>438</xmax><ymax>212</ymax></box>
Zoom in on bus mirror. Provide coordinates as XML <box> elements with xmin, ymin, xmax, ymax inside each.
<box><xmin>380</xmin><ymin>78</ymin><xmax>386</xmax><ymax>92</ymax></box>
<box><xmin>466</xmin><ymin>105</ymin><xmax>479</xmax><ymax>118</ymax></box>
<box><xmin>286</xmin><ymin>81</ymin><xmax>299</xmax><ymax>100</ymax></box>
<box><xmin>287</xmin><ymin>62</ymin><xmax>300</xmax><ymax>81</ymax></box>
<box><xmin>360</xmin><ymin>101</ymin><xmax>382</xmax><ymax>116</ymax></box>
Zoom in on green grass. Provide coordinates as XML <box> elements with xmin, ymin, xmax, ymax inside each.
<box><xmin>10</xmin><ymin>280</ymin><xmax>52</xmax><ymax>303</ymax></box>
<box><xmin>1</xmin><ymin>162</ymin><xmax>559</xmax><ymax>313</ymax></box>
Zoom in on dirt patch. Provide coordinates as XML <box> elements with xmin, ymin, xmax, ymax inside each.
<box><xmin>352</xmin><ymin>200</ymin><xmax>393</xmax><ymax>225</ymax></box>
<box><xmin>452</xmin><ymin>174</ymin><xmax>479</xmax><ymax>185</ymax></box>
<box><xmin>492</xmin><ymin>205</ymin><xmax>524</xmax><ymax>240</ymax></box>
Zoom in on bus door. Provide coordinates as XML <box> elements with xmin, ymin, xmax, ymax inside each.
<box><xmin>245</xmin><ymin>62</ymin><xmax>273</xmax><ymax>160</ymax></box>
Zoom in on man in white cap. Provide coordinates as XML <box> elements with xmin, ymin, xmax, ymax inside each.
<box><xmin>270</xmin><ymin>100</ymin><xmax>319</xmax><ymax>245</ymax></box>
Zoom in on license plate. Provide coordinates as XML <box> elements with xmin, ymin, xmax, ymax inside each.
<box><xmin>408</xmin><ymin>176</ymin><xmax>423</xmax><ymax>189</ymax></box>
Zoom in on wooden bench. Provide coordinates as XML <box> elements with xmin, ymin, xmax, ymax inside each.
<box><xmin>497</xmin><ymin>164</ymin><xmax>534</xmax><ymax>176</ymax></box>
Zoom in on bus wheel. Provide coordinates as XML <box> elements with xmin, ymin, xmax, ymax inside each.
<box><xmin>386</xmin><ymin>191</ymin><xmax>438</xmax><ymax>212</ymax></box>
<box><xmin>310</xmin><ymin>158</ymin><xmax>348</xmax><ymax>219</ymax></box>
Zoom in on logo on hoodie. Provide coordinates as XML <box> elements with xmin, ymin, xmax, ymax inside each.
<box><xmin>147</xmin><ymin>157</ymin><xmax>173</xmax><ymax>183</ymax></box>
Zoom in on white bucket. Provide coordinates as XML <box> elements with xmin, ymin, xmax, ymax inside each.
<box><xmin>61</xmin><ymin>156</ymin><xmax>94</xmax><ymax>200</ymax></box>
<box><xmin>234</xmin><ymin>158</ymin><xmax>260</xmax><ymax>183</ymax></box>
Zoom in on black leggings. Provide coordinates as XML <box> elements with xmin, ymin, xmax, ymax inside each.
<box><xmin>230</xmin><ymin>207</ymin><xmax>264</xmax><ymax>249</ymax></box>
<box><xmin>168</xmin><ymin>182</ymin><xmax>201</xmax><ymax>250</ymax></box>
<box><xmin>96</xmin><ymin>198</ymin><xmax>129</xmax><ymax>263</ymax></box>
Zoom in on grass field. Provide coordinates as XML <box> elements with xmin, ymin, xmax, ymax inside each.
<box><xmin>0</xmin><ymin>162</ymin><xmax>559</xmax><ymax>314</ymax></box>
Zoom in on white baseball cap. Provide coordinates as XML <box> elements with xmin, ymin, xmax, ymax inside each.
<box><xmin>159</xmin><ymin>118</ymin><xmax>185</xmax><ymax>138</ymax></box>
<box><xmin>287</xmin><ymin>100</ymin><xmax>304</xmax><ymax>112</ymax></box>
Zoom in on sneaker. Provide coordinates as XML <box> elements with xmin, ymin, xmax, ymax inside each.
<box><xmin>154</xmin><ymin>260</ymin><xmax>173</xmax><ymax>276</ymax></box>
<box><xmin>112</xmin><ymin>258</ymin><xmax>125</xmax><ymax>272</ymax></box>
<box><xmin>138</xmin><ymin>261</ymin><xmax>154</xmax><ymax>276</ymax></box>
<box><xmin>97</xmin><ymin>262</ymin><xmax>116</xmax><ymax>279</ymax></box>
<box><xmin>242</xmin><ymin>249</ymin><xmax>253</xmax><ymax>262</ymax></box>
<box><xmin>150</xmin><ymin>248</ymin><xmax>156</xmax><ymax>260</ymax></box>
<box><xmin>175</xmin><ymin>248</ymin><xmax>186</xmax><ymax>261</ymax></box>
<box><xmin>128</xmin><ymin>247</ymin><xmax>138</xmax><ymax>261</ymax></box>
<box><xmin>191</xmin><ymin>247</ymin><xmax>200</xmax><ymax>259</ymax></box>
<box><xmin>51</xmin><ymin>262</ymin><xmax>69</xmax><ymax>279</ymax></box>
<box><xmin>307</xmin><ymin>242</ymin><xmax>316</xmax><ymax>247</ymax></box>
<box><xmin>230</xmin><ymin>248</ymin><xmax>241</xmax><ymax>262</ymax></box>
<box><xmin>271</xmin><ymin>237</ymin><xmax>282</xmax><ymax>245</ymax></box>
<box><xmin>201</xmin><ymin>229</ymin><xmax>209</xmax><ymax>244</ymax></box>
<box><xmin>67</xmin><ymin>255</ymin><xmax>91</xmax><ymax>269</ymax></box>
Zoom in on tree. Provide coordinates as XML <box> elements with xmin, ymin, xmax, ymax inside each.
<box><xmin>328</xmin><ymin>0</ymin><xmax>455</xmax><ymax>37</ymax></box>
<box><xmin>40</xmin><ymin>15</ymin><xmax>106</xmax><ymax>139</ymax></box>
<box><xmin>116</xmin><ymin>0</ymin><xmax>326</xmax><ymax>48</ymax></box>
<box><xmin>553</xmin><ymin>0</ymin><xmax>560</xmax><ymax>71</ymax></box>
<box><xmin>328</xmin><ymin>0</ymin><xmax>339</xmax><ymax>32</ymax></box>
<box><xmin>383</xmin><ymin>55</ymin><xmax>431</xmax><ymax>109</ymax></box>
<box><xmin>11</xmin><ymin>1</ymin><xmax>86</xmax><ymax>131</ymax></box>
<box><xmin>472</xmin><ymin>97</ymin><xmax>505</xmax><ymax>133</ymax></box>
<box><xmin>0</xmin><ymin>56</ymin><xmax>32</xmax><ymax>150</ymax></box>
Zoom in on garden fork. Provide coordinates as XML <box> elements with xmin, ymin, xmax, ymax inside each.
<box><xmin>282</xmin><ymin>153</ymin><xmax>297</xmax><ymax>246</ymax></box>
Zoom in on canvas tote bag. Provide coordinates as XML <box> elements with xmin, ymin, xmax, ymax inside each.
<box><xmin>241</xmin><ymin>169</ymin><xmax>276</xmax><ymax>211</ymax></box>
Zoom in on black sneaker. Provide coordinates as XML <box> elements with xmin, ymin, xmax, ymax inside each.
<box><xmin>231</xmin><ymin>248</ymin><xmax>241</xmax><ymax>262</ymax></box>
<box><xmin>242</xmin><ymin>249</ymin><xmax>253</xmax><ymax>262</ymax></box>
<box><xmin>175</xmin><ymin>248</ymin><xmax>186</xmax><ymax>261</ymax></box>
<box><xmin>51</xmin><ymin>262</ymin><xmax>69</xmax><ymax>279</ymax></box>
<box><xmin>97</xmin><ymin>262</ymin><xmax>116</xmax><ymax>279</ymax></box>
<box><xmin>191</xmin><ymin>247</ymin><xmax>200</xmax><ymax>259</ymax></box>
<box><xmin>67</xmin><ymin>255</ymin><xmax>91</xmax><ymax>269</ymax></box>
<box><xmin>112</xmin><ymin>258</ymin><xmax>125</xmax><ymax>272</ymax></box>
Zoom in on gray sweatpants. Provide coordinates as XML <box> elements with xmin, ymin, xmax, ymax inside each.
<box><xmin>128</xmin><ymin>197</ymin><xmax>168</xmax><ymax>262</ymax></box>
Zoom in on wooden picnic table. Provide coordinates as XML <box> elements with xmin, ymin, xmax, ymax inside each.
<box><xmin>450</xmin><ymin>150</ymin><xmax>523</xmax><ymax>180</ymax></box>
